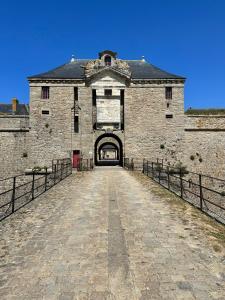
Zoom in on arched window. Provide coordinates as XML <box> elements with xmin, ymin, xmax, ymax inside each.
<box><xmin>104</xmin><ymin>55</ymin><xmax>111</xmax><ymax>66</ymax></box>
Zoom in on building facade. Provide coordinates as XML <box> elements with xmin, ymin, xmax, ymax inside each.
<box><xmin>1</xmin><ymin>50</ymin><xmax>224</xmax><ymax>179</ymax></box>
<box><xmin>28</xmin><ymin>50</ymin><xmax>185</xmax><ymax>168</ymax></box>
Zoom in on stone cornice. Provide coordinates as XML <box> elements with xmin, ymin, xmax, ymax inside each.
<box><xmin>0</xmin><ymin>115</ymin><xmax>29</xmax><ymax>118</ymax></box>
<box><xmin>186</xmin><ymin>115</ymin><xmax>225</xmax><ymax>118</ymax></box>
<box><xmin>28</xmin><ymin>78</ymin><xmax>185</xmax><ymax>85</ymax></box>
<box><xmin>28</xmin><ymin>79</ymin><xmax>84</xmax><ymax>84</ymax></box>
<box><xmin>131</xmin><ymin>79</ymin><xmax>185</xmax><ymax>84</ymax></box>
<box><xmin>0</xmin><ymin>128</ymin><xmax>30</xmax><ymax>132</ymax></box>
<box><xmin>185</xmin><ymin>128</ymin><xmax>225</xmax><ymax>132</ymax></box>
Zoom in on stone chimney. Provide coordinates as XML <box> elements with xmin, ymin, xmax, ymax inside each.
<box><xmin>12</xmin><ymin>98</ymin><xmax>19</xmax><ymax>113</ymax></box>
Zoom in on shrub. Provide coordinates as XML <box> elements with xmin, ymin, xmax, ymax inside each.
<box><xmin>32</xmin><ymin>166</ymin><xmax>42</xmax><ymax>173</ymax></box>
<box><xmin>199</xmin><ymin>158</ymin><xmax>203</xmax><ymax>163</ymax></box>
<box><xmin>167</xmin><ymin>162</ymin><xmax>188</xmax><ymax>176</ymax></box>
<box><xmin>154</xmin><ymin>163</ymin><xmax>163</xmax><ymax>172</ymax></box>
<box><xmin>190</xmin><ymin>155</ymin><xmax>195</xmax><ymax>161</ymax></box>
<box><xmin>160</xmin><ymin>144</ymin><xmax>165</xmax><ymax>149</ymax></box>
<box><xmin>221</xmin><ymin>191</ymin><xmax>225</xmax><ymax>197</ymax></box>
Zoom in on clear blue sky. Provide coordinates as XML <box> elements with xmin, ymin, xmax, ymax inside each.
<box><xmin>0</xmin><ymin>0</ymin><xmax>225</xmax><ymax>109</ymax></box>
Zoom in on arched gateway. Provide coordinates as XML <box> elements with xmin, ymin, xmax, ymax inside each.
<box><xmin>94</xmin><ymin>133</ymin><xmax>123</xmax><ymax>166</ymax></box>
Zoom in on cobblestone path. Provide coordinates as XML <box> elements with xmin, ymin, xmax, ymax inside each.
<box><xmin>0</xmin><ymin>167</ymin><xmax>225</xmax><ymax>300</ymax></box>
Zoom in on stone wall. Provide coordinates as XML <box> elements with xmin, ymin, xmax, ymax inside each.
<box><xmin>23</xmin><ymin>79</ymin><xmax>186</xmax><ymax>169</ymax></box>
<box><xmin>2</xmin><ymin>75</ymin><xmax>225</xmax><ymax>181</ymax></box>
<box><xmin>0</xmin><ymin>116</ymin><xmax>29</xmax><ymax>129</ymax></box>
<box><xmin>0</xmin><ymin>130</ymin><xmax>30</xmax><ymax>179</ymax></box>
<box><xmin>29</xmin><ymin>82</ymin><xmax>94</xmax><ymax>167</ymax></box>
<box><xmin>183</xmin><ymin>115</ymin><xmax>225</xmax><ymax>178</ymax></box>
<box><xmin>125</xmin><ymin>83</ymin><xmax>185</xmax><ymax>164</ymax></box>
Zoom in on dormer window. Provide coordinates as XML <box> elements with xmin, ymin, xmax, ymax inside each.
<box><xmin>104</xmin><ymin>55</ymin><xmax>111</xmax><ymax>66</ymax></box>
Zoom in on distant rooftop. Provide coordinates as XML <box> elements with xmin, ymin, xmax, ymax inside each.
<box><xmin>0</xmin><ymin>99</ymin><xmax>29</xmax><ymax>116</ymax></box>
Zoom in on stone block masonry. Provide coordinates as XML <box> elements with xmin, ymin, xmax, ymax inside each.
<box><xmin>1</xmin><ymin>50</ymin><xmax>225</xmax><ymax>179</ymax></box>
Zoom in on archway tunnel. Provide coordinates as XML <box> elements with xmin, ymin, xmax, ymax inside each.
<box><xmin>94</xmin><ymin>134</ymin><xmax>123</xmax><ymax>166</ymax></box>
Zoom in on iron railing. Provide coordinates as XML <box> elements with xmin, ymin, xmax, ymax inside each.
<box><xmin>124</xmin><ymin>157</ymin><xmax>143</xmax><ymax>170</ymax></box>
<box><xmin>125</xmin><ymin>158</ymin><xmax>225</xmax><ymax>224</ymax></box>
<box><xmin>77</xmin><ymin>158</ymin><xmax>94</xmax><ymax>171</ymax></box>
<box><xmin>0</xmin><ymin>158</ymin><xmax>72</xmax><ymax>222</ymax></box>
<box><xmin>124</xmin><ymin>158</ymin><xmax>134</xmax><ymax>170</ymax></box>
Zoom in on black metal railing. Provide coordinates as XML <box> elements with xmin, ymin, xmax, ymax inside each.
<box><xmin>77</xmin><ymin>158</ymin><xmax>94</xmax><ymax>171</ymax></box>
<box><xmin>124</xmin><ymin>157</ymin><xmax>144</xmax><ymax>170</ymax></box>
<box><xmin>124</xmin><ymin>158</ymin><xmax>134</xmax><ymax>170</ymax></box>
<box><xmin>124</xmin><ymin>158</ymin><xmax>225</xmax><ymax>224</ymax></box>
<box><xmin>143</xmin><ymin>159</ymin><xmax>225</xmax><ymax>224</ymax></box>
<box><xmin>0</xmin><ymin>158</ymin><xmax>72</xmax><ymax>222</ymax></box>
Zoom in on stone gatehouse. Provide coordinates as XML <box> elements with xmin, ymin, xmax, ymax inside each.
<box><xmin>28</xmin><ymin>50</ymin><xmax>185</xmax><ymax>168</ymax></box>
<box><xmin>1</xmin><ymin>50</ymin><xmax>225</xmax><ymax>178</ymax></box>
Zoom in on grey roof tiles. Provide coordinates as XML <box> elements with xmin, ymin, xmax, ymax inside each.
<box><xmin>28</xmin><ymin>59</ymin><xmax>185</xmax><ymax>80</ymax></box>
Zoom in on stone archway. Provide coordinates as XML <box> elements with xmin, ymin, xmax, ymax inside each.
<box><xmin>94</xmin><ymin>133</ymin><xmax>123</xmax><ymax>166</ymax></box>
<box><xmin>98</xmin><ymin>142</ymin><xmax>119</xmax><ymax>161</ymax></box>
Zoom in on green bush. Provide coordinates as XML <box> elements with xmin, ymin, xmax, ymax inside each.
<box><xmin>167</xmin><ymin>162</ymin><xmax>188</xmax><ymax>176</ymax></box>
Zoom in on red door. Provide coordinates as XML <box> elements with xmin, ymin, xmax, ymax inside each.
<box><xmin>73</xmin><ymin>150</ymin><xmax>80</xmax><ymax>168</ymax></box>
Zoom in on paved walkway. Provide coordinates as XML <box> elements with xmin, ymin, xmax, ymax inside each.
<box><xmin>0</xmin><ymin>167</ymin><xmax>225</xmax><ymax>300</ymax></box>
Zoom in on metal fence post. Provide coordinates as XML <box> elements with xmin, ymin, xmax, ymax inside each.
<box><xmin>32</xmin><ymin>172</ymin><xmax>35</xmax><ymax>200</ymax></box>
<box><xmin>11</xmin><ymin>176</ymin><xmax>16</xmax><ymax>213</ymax></box>
<box><xmin>159</xmin><ymin>167</ymin><xmax>161</xmax><ymax>184</ymax></box>
<box><xmin>180</xmin><ymin>169</ymin><xmax>183</xmax><ymax>198</ymax></box>
<box><xmin>131</xmin><ymin>158</ymin><xmax>134</xmax><ymax>171</ymax></box>
<box><xmin>147</xmin><ymin>160</ymin><xmax>149</xmax><ymax>176</ymax></box>
<box><xmin>151</xmin><ymin>162</ymin><xmax>154</xmax><ymax>178</ymax></box>
<box><xmin>61</xmin><ymin>163</ymin><xmax>63</xmax><ymax>180</ymax></box>
<box><xmin>45</xmin><ymin>168</ymin><xmax>48</xmax><ymax>191</ymax></box>
<box><xmin>167</xmin><ymin>167</ymin><xmax>170</xmax><ymax>190</ymax></box>
<box><xmin>199</xmin><ymin>174</ymin><xmax>203</xmax><ymax>210</ymax></box>
<box><xmin>54</xmin><ymin>165</ymin><xmax>56</xmax><ymax>185</ymax></box>
<box><xmin>142</xmin><ymin>159</ymin><xmax>145</xmax><ymax>173</ymax></box>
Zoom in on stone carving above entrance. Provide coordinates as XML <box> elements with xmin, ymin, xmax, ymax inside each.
<box><xmin>85</xmin><ymin>59</ymin><xmax>131</xmax><ymax>79</ymax></box>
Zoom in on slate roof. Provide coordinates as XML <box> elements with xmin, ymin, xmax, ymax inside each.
<box><xmin>0</xmin><ymin>104</ymin><xmax>29</xmax><ymax>115</ymax></box>
<box><xmin>28</xmin><ymin>59</ymin><xmax>185</xmax><ymax>80</ymax></box>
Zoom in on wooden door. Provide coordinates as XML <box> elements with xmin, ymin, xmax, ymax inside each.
<box><xmin>73</xmin><ymin>150</ymin><xmax>80</xmax><ymax>168</ymax></box>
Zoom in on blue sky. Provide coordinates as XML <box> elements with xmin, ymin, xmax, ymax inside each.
<box><xmin>0</xmin><ymin>0</ymin><xmax>225</xmax><ymax>109</ymax></box>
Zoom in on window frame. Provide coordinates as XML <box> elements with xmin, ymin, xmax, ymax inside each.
<box><xmin>41</xmin><ymin>86</ymin><xmax>50</xmax><ymax>99</ymax></box>
<box><xmin>74</xmin><ymin>115</ymin><xmax>79</xmax><ymax>133</ymax></box>
<box><xmin>165</xmin><ymin>87</ymin><xmax>172</xmax><ymax>100</ymax></box>
<box><xmin>104</xmin><ymin>55</ymin><xmax>112</xmax><ymax>66</ymax></box>
<box><xmin>104</xmin><ymin>89</ymin><xmax>112</xmax><ymax>96</ymax></box>
<box><xmin>41</xmin><ymin>110</ymin><xmax>50</xmax><ymax>115</ymax></box>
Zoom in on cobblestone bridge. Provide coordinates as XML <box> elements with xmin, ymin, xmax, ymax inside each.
<box><xmin>0</xmin><ymin>167</ymin><xmax>225</xmax><ymax>300</ymax></box>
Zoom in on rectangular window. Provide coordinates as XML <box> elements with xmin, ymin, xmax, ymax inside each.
<box><xmin>105</xmin><ymin>89</ymin><xmax>112</xmax><ymax>96</ymax></box>
<box><xmin>92</xmin><ymin>89</ymin><xmax>96</xmax><ymax>106</ymax></box>
<box><xmin>42</xmin><ymin>110</ymin><xmax>49</xmax><ymax>115</ymax></box>
<box><xmin>120</xmin><ymin>89</ymin><xmax>124</xmax><ymax>105</ymax></box>
<box><xmin>41</xmin><ymin>87</ymin><xmax>49</xmax><ymax>99</ymax></box>
<box><xmin>74</xmin><ymin>116</ymin><xmax>79</xmax><ymax>133</ymax></box>
<box><xmin>120</xmin><ymin>89</ymin><xmax>124</xmax><ymax>130</ymax></box>
<box><xmin>165</xmin><ymin>87</ymin><xmax>172</xmax><ymax>99</ymax></box>
<box><xmin>166</xmin><ymin>113</ymin><xmax>173</xmax><ymax>118</ymax></box>
<box><xmin>74</xmin><ymin>87</ymin><xmax>78</xmax><ymax>101</ymax></box>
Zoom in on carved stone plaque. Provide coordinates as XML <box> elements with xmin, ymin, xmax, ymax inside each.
<box><xmin>97</xmin><ymin>98</ymin><xmax>120</xmax><ymax>123</ymax></box>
